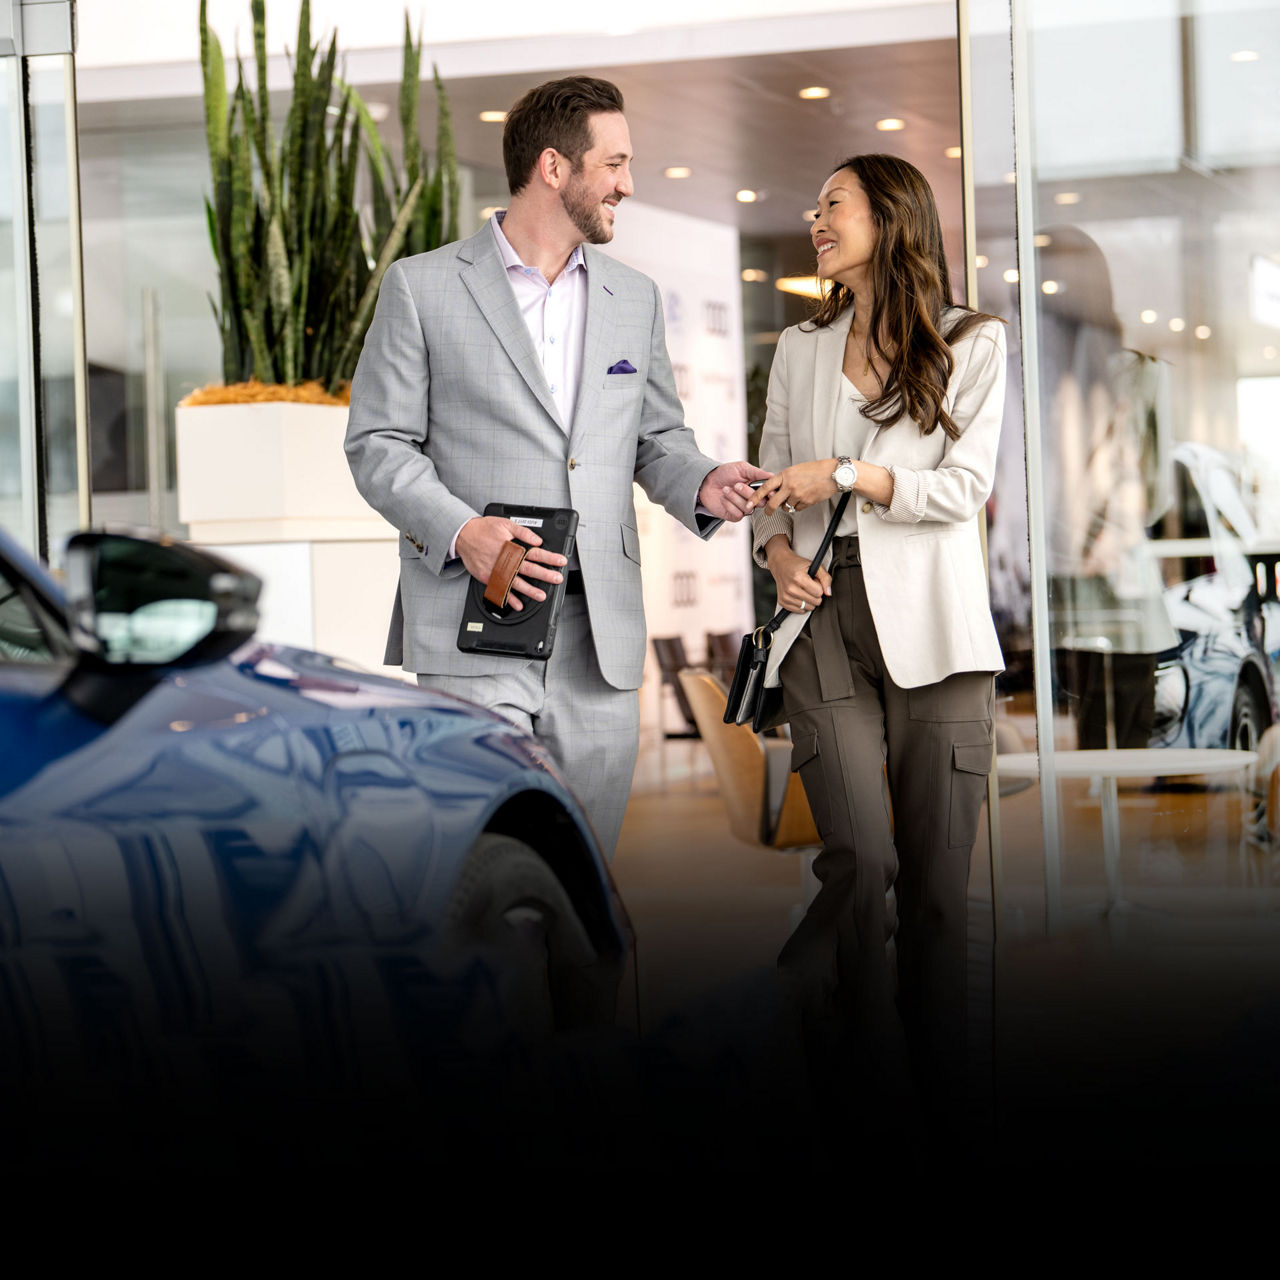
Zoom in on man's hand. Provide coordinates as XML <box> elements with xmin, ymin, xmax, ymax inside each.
<box><xmin>455</xmin><ymin>516</ymin><xmax>567</xmax><ymax>613</ymax></box>
<box><xmin>698</xmin><ymin>460</ymin><xmax>772</xmax><ymax>522</ymax></box>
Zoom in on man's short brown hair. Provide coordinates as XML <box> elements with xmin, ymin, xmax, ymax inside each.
<box><xmin>503</xmin><ymin>76</ymin><xmax>625</xmax><ymax>195</ymax></box>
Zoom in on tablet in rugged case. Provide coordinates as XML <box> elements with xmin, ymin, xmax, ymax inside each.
<box><xmin>456</xmin><ymin>504</ymin><xmax>579</xmax><ymax>661</ymax></box>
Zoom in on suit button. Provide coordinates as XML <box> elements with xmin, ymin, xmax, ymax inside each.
<box><xmin>568</xmin><ymin>458</ymin><xmax>577</xmax><ymax>470</ymax></box>
<box><xmin>861</xmin><ymin>501</ymin><xmax>873</xmax><ymax>514</ymax></box>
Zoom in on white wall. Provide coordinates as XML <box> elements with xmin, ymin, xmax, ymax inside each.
<box><xmin>602</xmin><ymin>199</ymin><xmax>753</xmax><ymax>641</ymax></box>
<box><xmin>601</xmin><ymin>200</ymin><xmax>753</xmax><ymax>732</ymax></box>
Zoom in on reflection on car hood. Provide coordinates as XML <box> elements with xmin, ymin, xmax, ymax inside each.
<box><xmin>231</xmin><ymin>642</ymin><xmax>511</xmax><ymax>718</ymax></box>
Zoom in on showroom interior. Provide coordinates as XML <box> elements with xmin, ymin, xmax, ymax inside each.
<box><xmin>5</xmin><ymin>0</ymin><xmax>1280</xmax><ymax>1159</ymax></box>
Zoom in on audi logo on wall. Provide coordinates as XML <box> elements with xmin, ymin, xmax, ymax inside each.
<box><xmin>703</xmin><ymin>300</ymin><xmax>730</xmax><ymax>336</ymax></box>
<box><xmin>671</xmin><ymin>570</ymin><xmax>699</xmax><ymax>608</ymax></box>
<box><xmin>671</xmin><ymin>362</ymin><xmax>693</xmax><ymax>400</ymax></box>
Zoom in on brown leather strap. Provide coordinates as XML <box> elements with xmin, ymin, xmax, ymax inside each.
<box><xmin>484</xmin><ymin>540</ymin><xmax>529</xmax><ymax>608</ymax></box>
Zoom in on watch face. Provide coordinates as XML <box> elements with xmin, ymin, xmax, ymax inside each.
<box><xmin>835</xmin><ymin>465</ymin><xmax>857</xmax><ymax>488</ymax></box>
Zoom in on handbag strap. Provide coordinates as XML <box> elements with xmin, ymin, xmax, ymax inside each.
<box><xmin>759</xmin><ymin>490</ymin><xmax>852</xmax><ymax>640</ymax></box>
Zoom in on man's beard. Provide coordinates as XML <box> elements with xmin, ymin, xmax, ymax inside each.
<box><xmin>560</xmin><ymin>172</ymin><xmax>614</xmax><ymax>244</ymax></box>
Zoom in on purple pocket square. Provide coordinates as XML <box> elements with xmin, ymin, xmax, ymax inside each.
<box><xmin>607</xmin><ymin>359</ymin><xmax>637</xmax><ymax>375</ymax></box>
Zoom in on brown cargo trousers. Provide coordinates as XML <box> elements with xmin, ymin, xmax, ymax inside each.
<box><xmin>776</xmin><ymin>534</ymin><xmax>994</xmax><ymax>1131</ymax></box>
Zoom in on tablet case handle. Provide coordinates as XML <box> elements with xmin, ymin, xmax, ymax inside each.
<box><xmin>484</xmin><ymin>540</ymin><xmax>529</xmax><ymax>609</ymax></box>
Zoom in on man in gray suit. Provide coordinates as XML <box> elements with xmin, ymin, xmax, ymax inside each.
<box><xmin>345</xmin><ymin>76</ymin><xmax>766</xmax><ymax>857</ymax></box>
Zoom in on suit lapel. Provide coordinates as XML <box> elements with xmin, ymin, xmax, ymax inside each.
<box><xmin>811</xmin><ymin>306</ymin><xmax>854</xmax><ymax>464</ymax></box>
<box><xmin>569</xmin><ymin>247</ymin><xmax>615</xmax><ymax>449</ymax></box>
<box><xmin>457</xmin><ymin>225</ymin><xmax>563</xmax><ymax>431</ymax></box>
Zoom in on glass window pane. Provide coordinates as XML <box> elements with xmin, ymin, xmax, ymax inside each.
<box><xmin>28</xmin><ymin>53</ymin><xmax>83</xmax><ymax>552</ymax></box>
<box><xmin>0</xmin><ymin>55</ymin><xmax>38</xmax><ymax>553</ymax></box>
<box><xmin>1016</xmin><ymin>0</ymin><xmax>1280</xmax><ymax>922</ymax></box>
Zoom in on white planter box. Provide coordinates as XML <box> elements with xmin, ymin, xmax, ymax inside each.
<box><xmin>175</xmin><ymin>401</ymin><xmax>389</xmax><ymax>543</ymax></box>
<box><xmin>174</xmin><ymin>401</ymin><xmax>402</xmax><ymax>676</ymax></box>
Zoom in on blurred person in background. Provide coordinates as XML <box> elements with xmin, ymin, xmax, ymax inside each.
<box><xmin>1038</xmin><ymin>225</ymin><xmax>1176</xmax><ymax>750</ymax></box>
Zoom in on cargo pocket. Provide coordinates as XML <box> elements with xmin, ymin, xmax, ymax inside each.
<box><xmin>949</xmin><ymin>740</ymin><xmax>992</xmax><ymax>848</ymax></box>
<box><xmin>789</xmin><ymin>727</ymin><xmax>829</xmax><ymax>836</ymax></box>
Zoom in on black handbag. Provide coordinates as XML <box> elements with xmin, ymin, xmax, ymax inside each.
<box><xmin>723</xmin><ymin>492</ymin><xmax>851</xmax><ymax>732</ymax></box>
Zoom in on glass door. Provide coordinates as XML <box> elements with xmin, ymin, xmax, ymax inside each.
<box><xmin>1</xmin><ymin>1</ymin><xmax>88</xmax><ymax>561</ymax></box>
<box><xmin>961</xmin><ymin>0</ymin><xmax>1280</xmax><ymax>1163</ymax></box>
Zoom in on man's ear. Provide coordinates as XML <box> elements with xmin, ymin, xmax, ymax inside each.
<box><xmin>537</xmin><ymin>147</ymin><xmax>565</xmax><ymax>190</ymax></box>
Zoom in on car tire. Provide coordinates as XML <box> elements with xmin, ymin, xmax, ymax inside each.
<box><xmin>1231</xmin><ymin>682</ymin><xmax>1266</xmax><ymax>754</ymax></box>
<box><xmin>432</xmin><ymin>834</ymin><xmax>636</xmax><ymax>1165</ymax></box>
<box><xmin>441</xmin><ymin>832</ymin><xmax>612</xmax><ymax>1043</ymax></box>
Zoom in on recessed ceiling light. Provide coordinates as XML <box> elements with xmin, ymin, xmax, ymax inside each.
<box><xmin>975</xmin><ymin>255</ymin><xmax>989</xmax><ymax>268</ymax></box>
<box><xmin>366</xmin><ymin>102</ymin><xmax>390</xmax><ymax>123</ymax></box>
<box><xmin>741</xmin><ymin>268</ymin><xmax>768</xmax><ymax>283</ymax></box>
<box><xmin>736</xmin><ymin>189</ymin><xmax>758</xmax><ymax>203</ymax></box>
<box><xmin>478</xmin><ymin>206</ymin><xmax>502</xmax><ymax>221</ymax></box>
<box><xmin>1140</xmin><ymin>309</ymin><xmax>1157</xmax><ymax>323</ymax></box>
<box><xmin>1265</xmin><ymin>345</ymin><xmax>1278</xmax><ymax>359</ymax></box>
<box><xmin>876</xmin><ymin>118</ymin><xmax>906</xmax><ymax>132</ymax></box>
<box><xmin>798</xmin><ymin>86</ymin><xmax>830</xmax><ymax>100</ymax></box>
<box><xmin>944</xmin><ymin>146</ymin><xmax>962</xmax><ymax>159</ymax></box>
<box><xmin>1003</xmin><ymin>171</ymin><xmax>1016</xmax><ymax>184</ymax></box>
<box><xmin>479</xmin><ymin>110</ymin><xmax>507</xmax><ymax>123</ymax></box>
<box><xmin>1169</xmin><ymin>317</ymin><xmax>1186</xmax><ymax>332</ymax></box>
<box><xmin>775</xmin><ymin>276</ymin><xmax>830</xmax><ymax>300</ymax></box>
<box><xmin>1041</xmin><ymin>280</ymin><xmax>1060</xmax><ymax>294</ymax></box>
<box><xmin>803</xmin><ymin>208</ymin><xmax>818</xmax><ymax>222</ymax></box>
<box><xmin>1033</xmin><ymin>233</ymin><xmax>1052</xmax><ymax>248</ymax></box>
<box><xmin>1195</xmin><ymin>325</ymin><xmax>1212</xmax><ymax>340</ymax></box>
<box><xmin>1054</xmin><ymin>191</ymin><xmax>1081</xmax><ymax>205</ymax></box>
<box><xmin>1230</xmin><ymin>49</ymin><xmax>1260</xmax><ymax>62</ymax></box>
<box><xmin>664</xmin><ymin>166</ymin><xmax>692</xmax><ymax>179</ymax></box>
<box><xmin>1003</xmin><ymin>268</ymin><xmax>1019</xmax><ymax>283</ymax></box>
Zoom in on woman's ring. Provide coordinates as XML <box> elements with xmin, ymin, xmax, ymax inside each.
<box><xmin>800</xmin><ymin>600</ymin><xmax>807</xmax><ymax>610</ymax></box>
<box><xmin>783</xmin><ymin>502</ymin><xmax>796</xmax><ymax>513</ymax></box>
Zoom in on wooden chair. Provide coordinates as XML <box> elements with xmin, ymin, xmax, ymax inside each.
<box><xmin>650</xmin><ymin>636</ymin><xmax>701</xmax><ymax>788</ymax></box>
<box><xmin>704</xmin><ymin>630</ymin><xmax>740</xmax><ymax>690</ymax></box>
<box><xmin>677</xmin><ymin>668</ymin><xmax>818</xmax><ymax>851</ymax></box>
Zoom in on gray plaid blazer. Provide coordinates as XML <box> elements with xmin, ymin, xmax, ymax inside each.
<box><xmin>345</xmin><ymin>222</ymin><xmax>721</xmax><ymax>691</ymax></box>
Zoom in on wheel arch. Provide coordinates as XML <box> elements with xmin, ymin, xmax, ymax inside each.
<box><xmin>481</xmin><ymin>790</ymin><xmax>627</xmax><ymax>960</ymax></box>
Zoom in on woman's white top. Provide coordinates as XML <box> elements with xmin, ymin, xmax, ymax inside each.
<box><xmin>835</xmin><ymin>375</ymin><xmax>875</xmax><ymax>537</ymax></box>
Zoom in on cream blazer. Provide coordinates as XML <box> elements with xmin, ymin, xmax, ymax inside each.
<box><xmin>751</xmin><ymin>306</ymin><xmax>1007</xmax><ymax>691</ymax></box>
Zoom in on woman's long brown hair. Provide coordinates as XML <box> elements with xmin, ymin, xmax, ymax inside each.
<box><xmin>806</xmin><ymin>154</ymin><xmax>1000</xmax><ymax>440</ymax></box>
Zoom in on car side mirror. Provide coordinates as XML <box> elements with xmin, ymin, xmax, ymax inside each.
<box><xmin>64</xmin><ymin>531</ymin><xmax>261</xmax><ymax>666</ymax></box>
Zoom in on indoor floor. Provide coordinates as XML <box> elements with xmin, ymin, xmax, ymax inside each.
<box><xmin>613</xmin><ymin>717</ymin><xmax>1280</xmax><ymax>1166</ymax></box>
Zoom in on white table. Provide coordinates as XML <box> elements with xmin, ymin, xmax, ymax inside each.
<box><xmin>996</xmin><ymin>748</ymin><xmax>1258</xmax><ymax>915</ymax></box>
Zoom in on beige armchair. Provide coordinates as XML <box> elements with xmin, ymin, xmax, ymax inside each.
<box><xmin>676</xmin><ymin>669</ymin><xmax>819</xmax><ymax>851</ymax></box>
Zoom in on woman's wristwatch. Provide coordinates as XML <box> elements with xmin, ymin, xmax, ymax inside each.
<box><xmin>831</xmin><ymin>456</ymin><xmax>859</xmax><ymax>492</ymax></box>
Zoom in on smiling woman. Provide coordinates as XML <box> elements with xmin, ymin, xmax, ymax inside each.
<box><xmin>747</xmin><ymin>151</ymin><xmax>1006</xmax><ymax>1150</ymax></box>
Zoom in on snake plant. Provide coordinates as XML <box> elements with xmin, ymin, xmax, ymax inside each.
<box><xmin>200</xmin><ymin>1</ymin><xmax>458</xmax><ymax>395</ymax></box>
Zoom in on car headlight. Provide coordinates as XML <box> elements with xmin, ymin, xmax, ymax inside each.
<box><xmin>1151</xmin><ymin>661</ymin><xmax>1189</xmax><ymax>737</ymax></box>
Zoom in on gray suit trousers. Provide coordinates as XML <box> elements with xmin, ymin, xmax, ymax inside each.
<box><xmin>776</xmin><ymin>535</ymin><xmax>994</xmax><ymax>1129</ymax></box>
<box><xmin>417</xmin><ymin>596</ymin><xmax>639</xmax><ymax>860</ymax></box>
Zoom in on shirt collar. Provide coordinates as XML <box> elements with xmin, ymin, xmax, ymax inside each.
<box><xmin>490</xmin><ymin>209</ymin><xmax>586</xmax><ymax>278</ymax></box>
